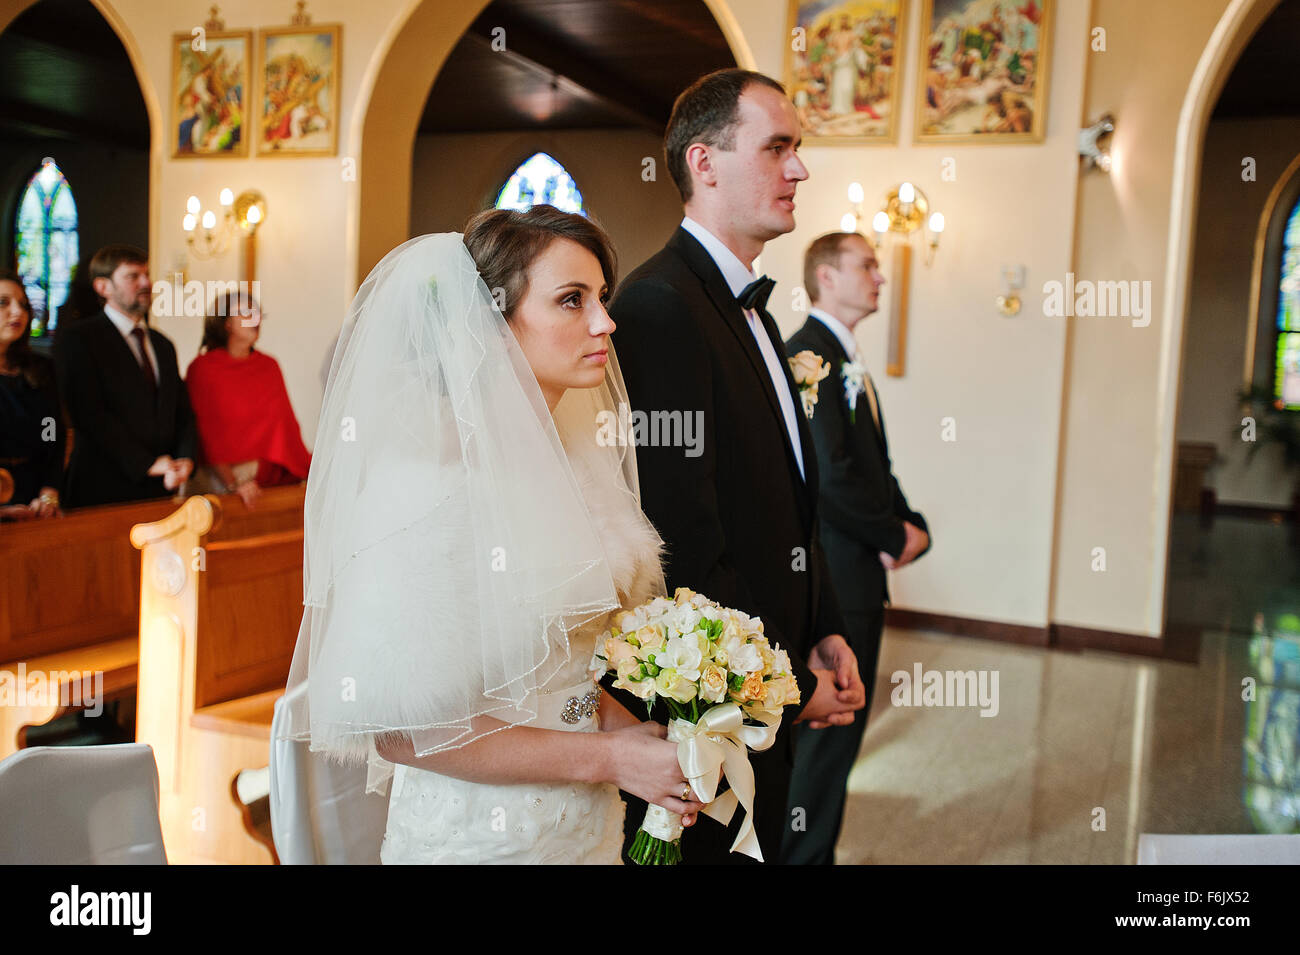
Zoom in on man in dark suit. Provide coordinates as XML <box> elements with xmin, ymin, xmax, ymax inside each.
<box><xmin>605</xmin><ymin>68</ymin><xmax>867</xmax><ymax>865</ymax></box>
<box><xmin>55</xmin><ymin>245</ymin><xmax>196</xmax><ymax>508</ymax></box>
<box><xmin>781</xmin><ymin>231</ymin><xmax>930</xmax><ymax>864</ymax></box>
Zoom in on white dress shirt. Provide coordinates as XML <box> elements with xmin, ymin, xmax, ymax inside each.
<box><xmin>103</xmin><ymin>303</ymin><xmax>160</xmax><ymax>386</ymax></box>
<box><xmin>809</xmin><ymin>306</ymin><xmax>881</xmax><ymax>433</ymax></box>
<box><xmin>680</xmin><ymin>216</ymin><xmax>805</xmax><ymax>481</ymax></box>
<box><xmin>808</xmin><ymin>307</ymin><xmax>859</xmax><ymax>361</ymax></box>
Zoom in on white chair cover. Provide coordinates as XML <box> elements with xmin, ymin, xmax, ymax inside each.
<box><xmin>0</xmin><ymin>743</ymin><xmax>167</xmax><ymax>864</ymax></box>
<box><xmin>1137</xmin><ymin>833</ymin><xmax>1300</xmax><ymax>864</ymax></box>
<box><xmin>269</xmin><ymin>683</ymin><xmax>390</xmax><ymax>864</ymax></box>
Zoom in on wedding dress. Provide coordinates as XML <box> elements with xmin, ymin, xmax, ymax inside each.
<box><xmin>277</xmin><ymin>232</ymin><xmax>665</xmax><ymax>865</ymax></box>
<box><xmin>379</xmin><ymin>442</ymin><xmax>664</xmax><ymax>864</ymax></box>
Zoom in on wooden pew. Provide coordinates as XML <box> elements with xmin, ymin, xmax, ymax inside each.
<box><xmin>131</xmin><ymin>485</ymin><xmax>305</xmax><ymax>865</ymax></box>
<box><xmin>0</xmin><ymin>494</ymin><xmax>181</xmax><ymax>758</ymax></box>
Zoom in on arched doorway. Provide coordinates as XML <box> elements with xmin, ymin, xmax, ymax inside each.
<box><xmin>350</xmin><ymin>0</ymin><xmax>753</xmax><ymax>293</ymax></box>
<box><xmin>0</xmin><ymin>0</ymin><xmax>158</xmax><ymax>346</ymax></box>
<box><xmin>1156</xmin><ymin>0</ymin><xmax>1293</xmax><ymax>635</ymax></box>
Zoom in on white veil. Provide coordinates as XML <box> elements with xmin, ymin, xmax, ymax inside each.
<box><xmin>278</xmin><ymin>232</ymin><xmax>652</xmax><ymax>797</ymax></box>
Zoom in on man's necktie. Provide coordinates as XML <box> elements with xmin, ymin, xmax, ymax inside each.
<box><xmin>737</xmin><ymin>275</ymin><xmax>776</xmax><ymax>313</ymax></box>
<box><xmin>130</xmin><ymin>326</ymin><xmax>158</xmax><ymax>397</ymax></box>
<box><xmin>862</xmin><ymin>369</ymin><xmax>882</xmax><ymax>435</ymax></box>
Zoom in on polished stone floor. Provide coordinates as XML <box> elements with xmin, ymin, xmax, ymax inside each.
<box><xmin>836</xmin><ymin>513</ymin><xmax>1300</xmax><ymax>863</ymax></box>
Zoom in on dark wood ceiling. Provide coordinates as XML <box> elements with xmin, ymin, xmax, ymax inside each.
<box><xmin>1213</xmin><ymin>0</ymin><xmax>1300</xmax><ymax>119</ymax></box>
<box><xmin>0</xmin><ymin>0</ymin><xmax>149</xmax><ymax>148</ymax></box>
<box><xmin>417</xmin><ymin>0</ymin><xmax>735</xmax><ymax>133</ymax></box>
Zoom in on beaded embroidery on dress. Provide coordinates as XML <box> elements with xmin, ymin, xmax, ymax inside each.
<box><xmin>378</xmin><ymin>445</ymin><xmax>663</xmax><ymax>864</ymax></box>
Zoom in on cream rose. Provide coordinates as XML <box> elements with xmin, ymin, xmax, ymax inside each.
<box><xmin>764</xmin><ymin>675</ymin><xmax>794</xmax><ymax>708</ymax></box>
<box><xmin>604</xmin><ymin>636</ymin><xmax>637</xmax><ymax>667</ymax></box>
<box><xmin>739</xmin><ymin>669</ymin><xmax>765</xmax><ymax>702</ymax></box>
<box><xmin>615</xmin><ymin>657</ymin><xmax>642</xmax><ymax>682</ymax></box>
<box><xmin>655</xmin><ymin>668</ymin><xmax>697</xmax><ymax>704</ymax></box>
<box><xmin>634</xmin><ymin>624</ymin><xmax>666</xmax><ymax>656</ymax></box>
<box><xmin>616</xmin><ymin>671</ymin><xmax>657</xmax><ymax>700</ymax></box>
<box><xmin>700</xmin><ymin>664</ymin><xmax>728</xmax><ymax>703</ymax></box>
<box><xmin>789</xmin><ymin>349</ymin><xmax>830</xmax><ymax>386</ymax></box>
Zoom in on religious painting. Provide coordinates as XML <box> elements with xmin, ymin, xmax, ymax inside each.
<box><xmin>171</xmin><ymin>30</ymin><xmax>251</xmax><ymax>157</ymax></box>
<box><xmin>784</xmin><ymin>0</ymin><xmax>907</xmax><ymax>144</ymax></box>
<box><xmin>256</xmin><ymin>24</ymin><xmax>341</xmax><ymax>156</ymax></box>
<box><xmin>915</xmin><ymin>0</ymin><xmax>1052</xmax><ymax>143</ymax></box>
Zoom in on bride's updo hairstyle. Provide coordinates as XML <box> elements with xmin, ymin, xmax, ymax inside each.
<box><xmin>463</xmin><ymin>204</ymin><xmax>618</xmax><ymax>319</ymax></box>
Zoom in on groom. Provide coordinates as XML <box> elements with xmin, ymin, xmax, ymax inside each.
<box><xmin>605</xmin><ymin>68</ymin><xmax>866</xmax><ymax>864</ymax></box>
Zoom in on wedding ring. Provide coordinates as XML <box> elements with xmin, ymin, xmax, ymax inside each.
<box><xmin>681</xmin><ymin>783</ymin><xmax>692</xmax><ymax>801</ymax></box>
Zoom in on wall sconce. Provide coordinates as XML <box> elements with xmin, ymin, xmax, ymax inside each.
<box><xmin>182</xmin><ymin>188</ymin><xmax>267</xmax><ymax>281</ymax></box>
<box><xmin>997</xmin><ymin>265</ymin><xmax>1025</xmax><ymax>316</ymax></box>
<box><xmin>842</xmin><ymin>181</ymin><xmax>945</xmax><ymax>377</ymax></box>
<box><xmin>1079</xmin><ymin>113</ymin><xmax>1115</xmax><ymax>172</ymax></box>
<box><xmin>844</xmin><ymin>181</ymin><xmax>944</xmax><ymax>265</ymax></box>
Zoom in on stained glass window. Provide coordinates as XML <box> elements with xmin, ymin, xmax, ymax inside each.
<box><xmin>1276</xmin><ymin>198</ymin><xmax>1300</xmax><ymax>409</ymax></box>
<box><xmin>493</xmin><ymin>152</ymin><xmax>585</xmax><ymax>216</ymax></box>
<box><xmin>14</xmin><ymin>159</ymin><xmax>79</xmax><ymax>336</ymax></box>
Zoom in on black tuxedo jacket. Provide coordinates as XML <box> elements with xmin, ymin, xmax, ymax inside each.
<box><xmin>55</xmin><ymin>310</ymin><xmax>197</xmax><ymax>508</ymax></box>
<box><xmin>606</xmin><ymin>226</ymin><xmax>846</xmax><ymax>863</ymax></box>
<box><xmin>785</xmin><ymin>316</ymin><xmax>928</xmax><ymax>612</ymax></box>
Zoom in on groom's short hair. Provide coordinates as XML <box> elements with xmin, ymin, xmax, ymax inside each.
<box><xmin>665</xmin><ymin>68</ymin><xmax>787</xmax><ymax>203</ymax></box>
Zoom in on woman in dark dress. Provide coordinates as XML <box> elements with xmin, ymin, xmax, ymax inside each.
<box><xmin>0</xmin><ymin>272</ymin><xmax>64</xmax><ymax>521</ymax></box>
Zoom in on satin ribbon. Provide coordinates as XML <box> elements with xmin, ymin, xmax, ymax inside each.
<box><xmin>667</xmin><ymin>702</ymin><xmax>780</xmax><ymax>862</ymax></box>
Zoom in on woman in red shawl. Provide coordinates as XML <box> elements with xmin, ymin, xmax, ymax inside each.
<box><xmin>186</xmin><ymin>291</ymin><xmax>311</xmax><ymax>509</ymax></box>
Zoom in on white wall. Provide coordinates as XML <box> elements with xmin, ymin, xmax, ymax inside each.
<box><xmin>740</xmin><ymin>0</ymin><xmax>1089</xmax><ymax>628</ymax></box>
<box><xmin>93</xmin><ymin>0</ymin><xmax>416</xmax><ymax>453</ymax></box>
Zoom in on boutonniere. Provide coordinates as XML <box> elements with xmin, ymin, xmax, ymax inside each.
<box><xmin>788</xmin><ymin>350</ymin><xmax>831</xmax><ymax>419</ymax></box>
<box><xmin>841</xmin><ymin>360</ymin><xmax>868</xmax><ymax>425</ymax></box>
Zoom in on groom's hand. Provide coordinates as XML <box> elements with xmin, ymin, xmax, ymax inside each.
<box><xmin>799</xmin><ymin>634</ymin><xmax>866</xmax><ymax>728</ymax></box>
<box><xmin>811</xmin><ymin>634</ymin><xmax>864</xmax><ymax>699</ymax></box>
<box><xmin>797</xmin><ymin>670</ymin><xmax>857</xmax><ymax>728</ymax></box>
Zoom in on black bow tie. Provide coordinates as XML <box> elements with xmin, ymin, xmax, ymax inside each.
<box><xmin>737</xmin><ymin>275</ymin><xmax>776</xmax><ymax>313</ymax></box>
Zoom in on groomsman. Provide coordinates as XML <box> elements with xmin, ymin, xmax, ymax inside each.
<box><xmin>606</xmin><ymin>69</ymin><xmax>866</xmax><ymax>865</ymax></box>
<box><xmin>781</xmin><ymin>231</ymin><xmax>931</xmax><ymax>865</ymax></box>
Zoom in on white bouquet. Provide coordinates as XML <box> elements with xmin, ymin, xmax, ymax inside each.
<box><xmin>594</xmin><ymin>587</ymin><xmax>802</xmax><ymax>864</ymax></box>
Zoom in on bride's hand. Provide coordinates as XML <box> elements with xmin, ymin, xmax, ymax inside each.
<box><xmin>602</xmin><ymin>722</ymin><xmax>706</xmax><ymax>826</ymax></box>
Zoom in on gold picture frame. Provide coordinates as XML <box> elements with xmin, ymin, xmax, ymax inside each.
<box><xmin>914</xmin><ymin>0</ymin><xmax>1052</xmax><ymax>144</ymax></box>
<box><xmin>256</xmin><ymin>23</ymin><xmax>342</xmax><ymax>157</ymax></box>
<box><xmin>171</xmin><ymin>29</ymin><xmax>252</xmax><ymax>158</ymax></box>
<box><xmin>784</xmin><ymin>0</ymin><xmax>908</xmax><ymax>145</ymax></box>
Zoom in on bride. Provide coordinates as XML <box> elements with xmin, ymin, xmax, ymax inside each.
<box><xmin>279</xmin><ymin>205</ymin><xmax>706</xmax><ymax>863</ymax></box>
